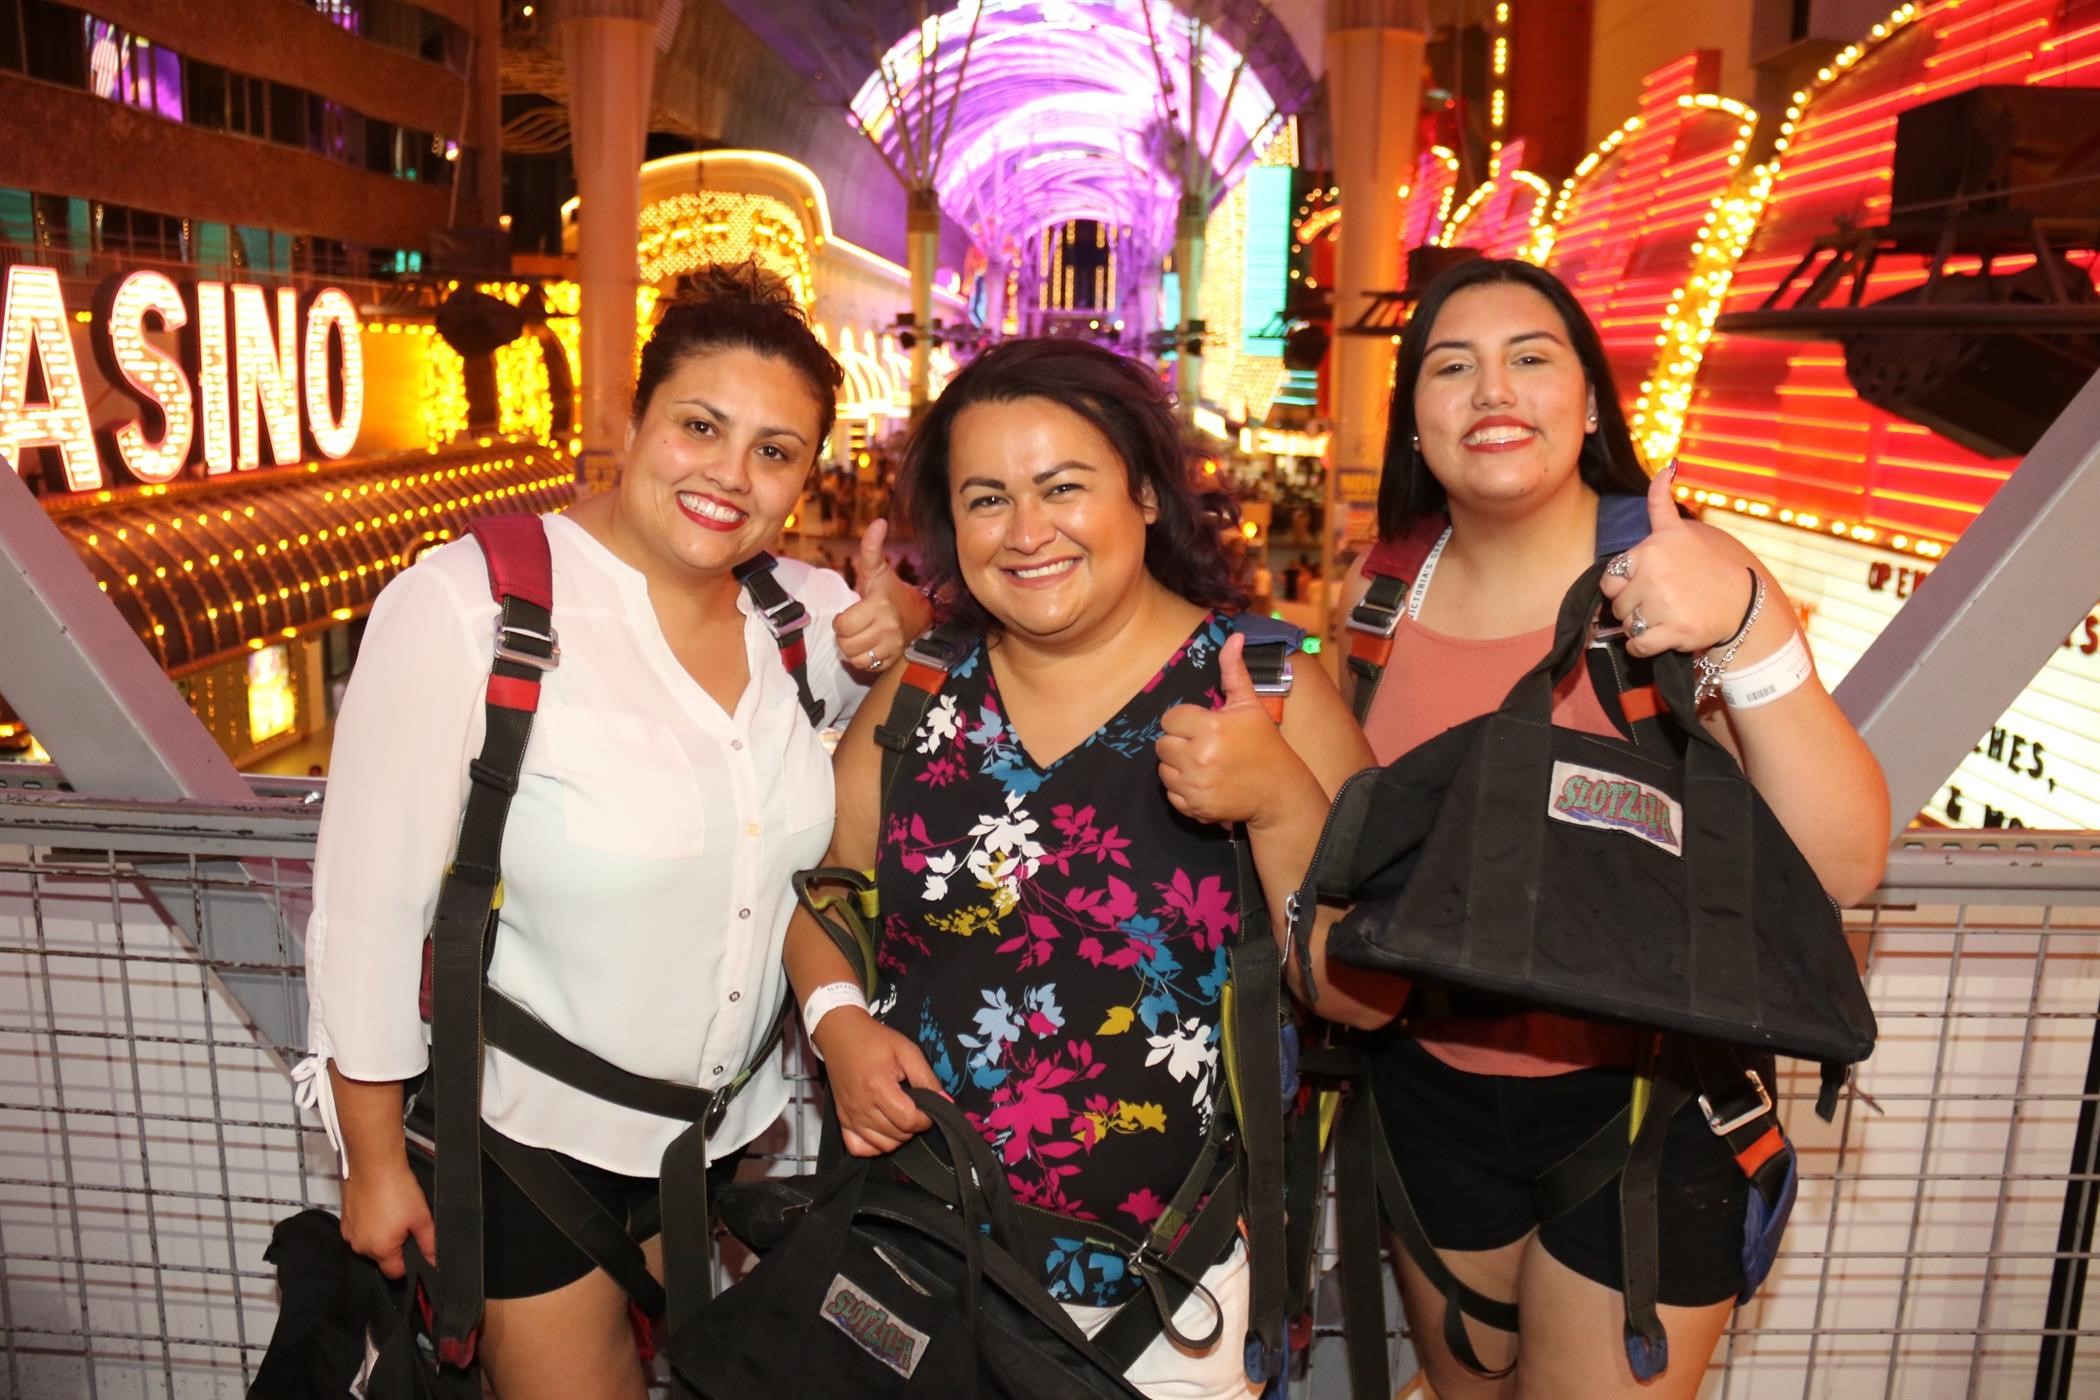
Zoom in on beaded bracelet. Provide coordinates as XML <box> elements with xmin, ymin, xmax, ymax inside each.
<box><xmin>1693</xmin><ymin>568</ymin><xmax>1765</xmax><ymax>703</ymax></box>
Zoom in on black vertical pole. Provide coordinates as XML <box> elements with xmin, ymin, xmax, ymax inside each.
<box><xmin>2033</xmin><ymin>1000</ymin><xmax>2100</xmax><ymax>1399</ymax></box>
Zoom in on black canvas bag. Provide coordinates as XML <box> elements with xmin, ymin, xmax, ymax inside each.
<box><xmin>1304</xmin><ymin>556</ymin><xmax>1876</xmax><ymax>1074</ymax></box>
<box><xmin>670</xmin><ymin>1089</ymin><xmax>1156</xmax><ymax>1399</ymax></box>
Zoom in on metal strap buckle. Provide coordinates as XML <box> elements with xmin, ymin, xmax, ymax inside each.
<box><xmin>903</xmin><ymin>634</ymin><xmax>963</xmax><ymax>671</ymax></box>
<box><xmin>493</xmin><ymin>620</ymin><xmax>560</xmax><ymax>670</ymax></box>
<box><xmin>755</xmin><ymin>594</ymin><xmax>808</xmax><ymax>638</ymax></box>
<box><xmin>1346</xmin><ymin>601</ymin><xmax>1402</xmax><ymax>639</ymax></box>
<box><xmin>1699</xmin><ymin>1068</ymin><xmax>1773</xmax><ymax>1137</ymax></box>
<box><xmin>1251</xmin><ymin>654</ymin><xmax>1294</xmax><ymax>699</ymax></box>
<box><xmin>701</xmin><ymin>1085</ymin><xmax>734</xmax><ymax>1137</ymax></box>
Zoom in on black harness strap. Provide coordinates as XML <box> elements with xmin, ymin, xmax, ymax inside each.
<box><xmin>419</xmin><ymin>518</ymin><xmax>811</xmax><ymax>1374</ymax></box>
<box><xmin>732</xmin><ymin>551</ymin><xmax>826</xmax><ymax>728</ymax></box>
<box><xmin>1228</xmin><ymin>844</ymin><xmax>1289</xmax><ymax>1364</ymax></box>
<box><xmin>872</xmin><ymin>623</ymin><xmax>974</xmax><ymax>808</ymax></box>
<box><xmin>427</xmin><ymin>548</ymin><xmax>553</xmax><ymax>1369</ymax></box>
<box><xmin>1344</xmin><ymin>573</ymin><xmax>1408</xmax><ymax>726</ymax></box>
<box><xmin>481</xmin><ymin>1126</ymin><xmax>667</xmax><ymax>1317</ymax></box>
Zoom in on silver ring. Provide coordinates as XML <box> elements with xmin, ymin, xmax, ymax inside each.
<box><xmin>1605</xmin><ymin>552</ymin><xmax>1632</xmax><ymax>579</ymax></box>
<box><xmin>866</xmin><ymin>649</ymin><xmax>882</xmax><ymax>671</ymax></box>
<box><xmin>1629</xmin><ymin>607</ymin><xmax>1649</xmax><ymax>639</ymax></box>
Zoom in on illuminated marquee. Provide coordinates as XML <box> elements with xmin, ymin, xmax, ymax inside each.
<box><xmin>0</xmin><ymin>266</ymin><xmax>98</xmax><ymax>488</ymax></box>
<box><xmin>636</xmin><ymin>192</ymin><xmax>814</xmax><ymax>305</ymax></box>
<box><xmin>0</xmin><ymin>266</ymin><xmax>365</xmax><ymax>492</ymax></box>
<box><xmin>1436</xmin><ymin>139</ymin><xmax>1550</xmax><ymax>261</ymax></box>
<box><xmin>1723</xmin><ymin>514</ymin><xmax>2100</xmax><ymax>831</ymax></box>
<box><xmin>1672</xmin><ymin>0</ymin><xmax>2100</xmax><ymax>550</ymax></box>
<box><xmin>1535</xmin><ymin>51</ymin><xmax>1760</xmax><ymax>461</ymax></box>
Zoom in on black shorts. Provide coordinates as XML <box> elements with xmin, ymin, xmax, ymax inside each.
<box><xmin>480</xmin><ymin>1145</ymin><xmax>746</xmax><ymax>1300</ymax></box>
<box><xmin>1368</xmin><ymin>1035</ymin><xmax>1747</xmax><ymax>1309</ymax></box>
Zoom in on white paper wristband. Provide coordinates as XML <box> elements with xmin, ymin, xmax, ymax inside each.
<box><xmin>801</xmin><ymin>980</ymin><xmax>868</xmax><ymax>1058</ymax></box>
<box><xmin>1720</xmin><ymin>630</ymin><xmax>1814</xmax><ymax>710</ymax></box>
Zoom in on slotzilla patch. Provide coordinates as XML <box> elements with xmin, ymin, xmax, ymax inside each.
<box><xmin>821</xmin><ymin>1274</ymin><xmax>928</xmax><ymax>1379</ymax></box>
<box><xmin>1546</xmin><ymin>761</ymin><xmax>1684</xmax><ymax>856</ymax></box>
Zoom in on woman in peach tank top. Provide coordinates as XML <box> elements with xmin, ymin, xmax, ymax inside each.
<box><xmin>1299</xmin><ymin>260</ymin><xmax>1890</xmax><ymax>1399</ymax></box>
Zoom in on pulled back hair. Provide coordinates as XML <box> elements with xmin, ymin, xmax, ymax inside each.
<box><xmin>632</xmin><ymin>260</ymin><xmax>845</xmax><ymax>445</ymax></box>
<box><xmin>1376</xmin><ymin>258</ymin><xmax>1651</xmax><ymax>541</ymax></box>
<box><xmin>899</xmin><ymin>337</ymin><xmax>1246</xmax><ymax>634</ymax></box>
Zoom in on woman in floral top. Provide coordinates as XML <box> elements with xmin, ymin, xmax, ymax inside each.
<box><xmin>783</xmin><ymin>338</ymin><xmax>1369</xmax><ymax>1398</ymax></box>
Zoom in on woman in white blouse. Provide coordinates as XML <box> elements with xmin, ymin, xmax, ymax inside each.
<box><xmin>298</xmin><ymin>265</ymin><xmax>920</xmax><ymax>1399</ymax></box>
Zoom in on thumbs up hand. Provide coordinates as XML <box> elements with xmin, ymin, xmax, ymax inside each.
<box><xmin>1156</xmin><ymin>632</ymin><xmax>1294</xmax><ymax>827</ymax></box>
<box><xmin>834</xmin><ymin>518</ymin><xmax>923</xmax><ymax>678</ymax></box>
<box><xmin>1596</xmin><ymin>466</ymin><xmax>1759</xmax><ymax>659</ymax></box>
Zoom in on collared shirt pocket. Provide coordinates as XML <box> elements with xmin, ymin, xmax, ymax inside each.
<box><xmin>779</xmin><ymin>722</ymin><xmax>838</xmax><ymax>836</ymax></box>
<box><xmin>543</xmin><ymin>709</ymin><xmax>708</xmax><ymax>859</ymax></box>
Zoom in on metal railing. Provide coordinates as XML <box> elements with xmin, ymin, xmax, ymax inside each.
<box><xmin>2</xmin><ymin>789</ymin><xmax>2097</xmax><ymax>1398</ymax></box>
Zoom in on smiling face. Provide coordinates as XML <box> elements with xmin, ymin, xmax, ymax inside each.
<box><xmin>946</xmin><ymin>396</ymin><xmax>1158</xmax><ymax>645</ymax></box>
<box><xmin>615</xmin><ymin>346</ymin><xmax>823</xmax><ymax>580</ymax></box>
<box><xmin>1411</xmin><ymin>281</ymin><xmax>1598</xmax><ymax>518</ymax></box>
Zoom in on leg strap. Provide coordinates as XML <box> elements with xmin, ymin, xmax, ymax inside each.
<box><xmin>481</xmin><ymin>1128</ymin><xmax>666</xmax><ymax>1318</ymax></box>
<box><xmin>1347</xmin><ymin>1080</ymin><xmax>1520</xmax><ymax>1380</ymax></box>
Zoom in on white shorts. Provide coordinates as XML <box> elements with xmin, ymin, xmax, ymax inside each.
<box><xmin>1063</xmin><ymin>1239</ymin><xmax>1262</xmax><ymax>1400</ymax></box>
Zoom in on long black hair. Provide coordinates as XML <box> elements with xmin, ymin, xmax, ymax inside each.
<box><xmin>899</xmin><ymin>337</ymin><xmax>1245</xmax><ymax>634</ymax></box>
<box><xmin>1376</xmin><ymin>258</ymin><xmax>1650</xmax><ymax>540</ymax></box>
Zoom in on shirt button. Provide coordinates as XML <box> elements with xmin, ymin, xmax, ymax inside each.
<box><xmin>728</xmin><ymin>990</ymin><xmax>741</xmax><ymax>1002</ymax></box>
<box><xmin>745</xmin><ymin>821</ymin><xmax>761</xmax><ymax>837</ymax></box>
<box><xmin>731</xmin><ymin>739</ymin><xmax>743</xmax><ymax>751</ymax></box>
<box><xmin>712</xmin><ymin>1065</ymin><xmax>725</xmax><ymax>1077</ymax></box>
<box><xmin>738</xmin><ymin>907</ymin><xmax>751</xmax><ymax>919</ymax></box>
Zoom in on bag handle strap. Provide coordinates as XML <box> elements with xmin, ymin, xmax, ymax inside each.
<box><xmin>1477</xmin><ymin>559</ymin><xmax>1761</xmax><ymax>1029</ymax></box>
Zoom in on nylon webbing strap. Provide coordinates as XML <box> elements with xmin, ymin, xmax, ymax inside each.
<box><xmin>732</xmin><ymin>552</ymin><xmax>825</xmax><ymax>728</ymax></box>
<box><xmin>1619</xmin><ymin>1072</ymin><xmax>1693</xmax><ymax>1381</ymax></box>
<box><xmin>1332</xmin><ymin>1089</ymin><xmax>1392</xmax><ymax>1400</ymax></box>
<box><xmin>483</xmin><ymin>990</ymin><xmax>718</xmax><ymax>1121</ymax></box>
<box><xmin>890</xmin><ymin>1115</ymin><xmax>1240</xmax><ymax>1370</ymax></box>
<box><xmin>482</xmin><ymin>1126</ymin><xmax>666</xmax><ymax>1318</ymax></box>
<box><xmin>426</xmin><ymin>520</ymin><xmax>556</xmax><ymax>1369</ymax></box>
<box><xmin>1345</xmin><ymin>573</ymin><xmax>1407</xmax><ymax>725</ymax></box>
<box><xmin>1239</xmin><ymin>638</ymin><xmax>1294</xmax><ymax>724</ymax></box>
<box><xmin>658</xmin><ymin>1117</ymin><xmax>719</xmax><ymax>1345</ymax></box>
<box><xmin>873</xmin><ymin>623</ymin><xmax>971</xmax><ymax>809</ymax></box>
<box><xmin>1229</xmin><ymin>848</ymin><xmax>1288</xmax><ymax>1362</ymax></box>
<box><xmin>1373</xmin><ymin>1090</ymin><xmax>1519</xmax><ymax>1377</ymax></box>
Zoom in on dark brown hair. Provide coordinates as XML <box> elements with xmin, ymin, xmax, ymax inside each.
<box><xmin>1377</xmin><ymin>258</ymin><xmax>1650</xmax><ymax>540</ymax></box>
<box><xmin>632</xmin><ymin>261</ymin><xmax>845</xmax><ymax>445</ymax></box>
<box><xmin>898</xmin><ymin>337</ymin><xmax>1246</xmax><ymax>633</ymax></box>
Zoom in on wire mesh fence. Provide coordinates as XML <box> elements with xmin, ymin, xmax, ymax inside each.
<box><xmin>2</xmin><ymin>791</ymin><xmax>2098</xmax><ymax>1398</ymax></box>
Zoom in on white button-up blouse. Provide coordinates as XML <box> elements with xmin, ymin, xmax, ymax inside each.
<box><xmin>298</xmin><ymin>512</ymin><xmax>862</xmax><ymax>1177</ymax></box>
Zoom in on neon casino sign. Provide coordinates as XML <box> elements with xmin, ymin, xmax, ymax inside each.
<box><xmin>0</xmin><ymin>263</ymin><xmax>364</xmax><ymax>492</ymax></box>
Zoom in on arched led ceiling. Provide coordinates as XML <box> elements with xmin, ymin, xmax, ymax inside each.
<box><xmin>722</xmin><ymin>0</ymin><xmax>1316</xmax><ymax>254</ymax></box>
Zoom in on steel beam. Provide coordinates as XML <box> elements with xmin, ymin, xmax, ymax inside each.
<box><xmin>0</xmin><ymin>461</ymin><xmax>308</xmax><ymax>1051</ymax></box>
<box><xmin>1833</xmin><ymin>368</ymin><xmax>2100</xmax><ymax>837</ymax></box>
<box><xmin>0</xmin><ymin>461</ymin><xmax>250</xmax><ymax>802</ymax></box>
